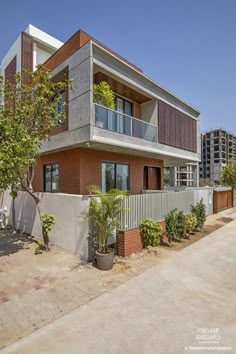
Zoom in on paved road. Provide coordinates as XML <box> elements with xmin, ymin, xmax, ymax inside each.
<box><xmin>3</xmin><ymin>219</ymin><xmax>236</xmax><ymax>354</ymax></box>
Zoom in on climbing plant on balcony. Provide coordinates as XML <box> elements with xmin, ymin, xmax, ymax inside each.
<box><xmin>93</xmin><ymin>81</ymin><xmax>115</xmax><ymax>109</ymax></box>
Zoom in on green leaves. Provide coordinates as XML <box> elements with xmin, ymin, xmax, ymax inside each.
<box><xmin>191</xmin><ymin>199</ymin><xmax>207</xmax><ymax>230</ymax></box>
<box><xmin>41</xmin><ymin>212</ymin><xmax>56</xmax><ymax>247</ymax></box>
<box><xmin>93</xmin><ymin>81</ymin><xmax>115</xmax><ymax>109</ymax></box>
<box><xmin>139</xmin><ymin>218</ymin><xmax>162</xmax><ymax>247</ymax></box>
<box><xmin>221</xmin><ymin>161</ymin><xmax>236</xmax><ymax>189</ymax></box>
<box><xmin>0</xmin><ymin>65</ymin><xmax>70</xmax><ymax>193</ymax></box>
<box><xmin>87</xmin><ymin>186</ymin><xmax>127</xmax><ymax>254</ymax></box>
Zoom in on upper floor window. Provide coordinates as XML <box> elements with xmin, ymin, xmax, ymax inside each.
<box><xmin>43</xmin><ymin>163</ymin><xmax>59</xmax><ymax>193</ymax></box>
<box><xmin>52</xmin><ymin>90</ymin><xmax>66</xmax><ymax>125</ymax></box>
<box><xmin>115</xmin><ymin>96</ymin><xmax>133</xmax><ymax>116</ymax></box>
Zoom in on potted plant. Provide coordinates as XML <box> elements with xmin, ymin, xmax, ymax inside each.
<box><xmin>93</xmin><ymin>81</ymin><xmax>115</xmax><ymax>129</ymax></box>
<box><xmin>88</xmin><ymin>186</ymin><xmax>127</xmax><ymax>270</ymax></box>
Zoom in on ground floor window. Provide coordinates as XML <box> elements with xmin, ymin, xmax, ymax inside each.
<box><xmin>43</xmin><ymin>163</ymin><xmax>59</xmax><ymax>192</ymax></box>
<box><xmin>101</xmin><ymin>162</ymin><xmax>129</xmax><ymax>192</ymax></box>
<box><xmin>143</xmin><ymin>166</ymin><xmax>161</xmax><ymax>190</ymax></box>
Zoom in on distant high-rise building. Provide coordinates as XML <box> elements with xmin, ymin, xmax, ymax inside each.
<box><xmin>200</xmin><ymin>129</ymin><xmax>236</xmax><ymax>182</ymax></box>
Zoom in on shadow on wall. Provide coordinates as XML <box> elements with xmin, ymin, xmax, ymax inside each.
<box><xmin>9</xmin><ymin>192</ymin><xmax>38</xmax><ymax>236</ymax></box>
<box><xmin>2</xmin><ymin>191</ymin><xmax>90</xmax><ymax>261</ymax></box>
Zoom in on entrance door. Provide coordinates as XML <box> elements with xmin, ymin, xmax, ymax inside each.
<box><xmin>143</xmin><ymin>166</ymin><xmax>161</xmax><ymax>190</ymax></box>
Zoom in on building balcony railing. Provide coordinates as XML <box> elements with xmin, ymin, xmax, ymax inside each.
<box><xmin>94</xmin><ymin>104</ymin><xmax>157</xmax><ymax>143</ymax></box>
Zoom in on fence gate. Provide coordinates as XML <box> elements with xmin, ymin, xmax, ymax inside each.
<box><xmin>213</xmin><ymin>189</ymin><xmax>233</xmax><ymax>213</ymax></box>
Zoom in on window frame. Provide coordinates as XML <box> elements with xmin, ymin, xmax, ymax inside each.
<box><xmin>114</xmin><ymin>95</ymin><xmax>133</xmax><ymax>116</ymax></box>
<box><xmin>43</xmin><ymin>162</ymin><xmax>59</xmax><ymax>193</ymax></box>
<box><xmin>101</xmin><ymin>161</ymin><xmax>130</xmax><ymax>193</ymax></box>
<box><xmin>52</xmin><ymin>89</ymin><xmax>66</xmax><ymax>125</ymax></box>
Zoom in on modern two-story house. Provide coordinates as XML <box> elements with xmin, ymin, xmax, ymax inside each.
<box><xmin>1</xmin><ymin>26</ymin><xmax>201</xmax><ymax>195</ymax></box>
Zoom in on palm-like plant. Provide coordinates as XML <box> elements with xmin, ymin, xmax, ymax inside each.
<box><xmin>93</xmin><ymin>81</ymin><xmax>115</xmax><ymax>110</ymax></box>
<box><xmin>88</xmin><ymin>186</ymin><xmax>127</xmax><ymax>254</ymax></box>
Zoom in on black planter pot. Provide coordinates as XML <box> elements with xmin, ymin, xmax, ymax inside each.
<box><xmin>96</xmin><ymin>249</ymin><xmax>114</xmax><ymax>270</ymax></box>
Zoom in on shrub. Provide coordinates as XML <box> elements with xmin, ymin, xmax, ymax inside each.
<box><xmin>41</xmin><ymin>212</ymin><xmax>56</xmax><ymax>250</ymax></box>
<box><xmin>139</xmin><ymin>218</ymin><xmax>162</xmax><ymax>247</ymax></box>
<box><xmin>93</xmin><ymin>81</ymin><xmax>115</xmax><ymax>109</ymax></box>
<box><xmin>176</xmin><ymin>210</ymin><xmax>187</xmax><ymax>240</ymax></box>
<box><xmin>165</xmin><ymin>209</ymin><xmax>177</xmax><ymax>243</ymax></box>
<box><xmin>191</xmin><ymin>199</ymin><xmax>207</xmax><ymax>230</ymax></box>
<box><xmin>185</xmin><ymin>213</ymin><xmax>197</xmax><ymax>236</ymax></box>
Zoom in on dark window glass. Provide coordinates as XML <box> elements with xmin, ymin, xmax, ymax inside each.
<box><xmin>43</xmin><ymin>163</ymin><xmax>59</xmax><ymax>192</ymax></box>
<box><xmin>52</xmin><ymin>91</ymin><xmax>65</xmax><ymax>125</ymax></box>
<box><xmin>101</xmin><ymin>162</ymin><xmax>129</xmax><ymax>192</ymax></box>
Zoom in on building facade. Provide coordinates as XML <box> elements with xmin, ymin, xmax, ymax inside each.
<box><xmin>200</xmin><ymin>129</ymin><xmax>236</xmax><ymax>182</ymax></box>
<box><xmin>0</xmin><ymin>24</ymin><xmax>63</xmax><ymax>81</ymax></box>
<box><xmin>1</xmin><ymin>26</ymin><xmax>201</xmax><ymax>195</ymax></box>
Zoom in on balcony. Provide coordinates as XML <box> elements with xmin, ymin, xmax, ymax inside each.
<box><xmin>94</xmin><ymin>104</ymin><xmax>157</xmax><ymax>143</ymax></box>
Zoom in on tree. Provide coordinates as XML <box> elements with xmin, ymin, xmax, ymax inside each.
<box><xmin>221</xmin><ymin>161</ymin><xmax>236</xmax><ymax>190</ymax></box>
<box><xmin>0</xmin><ymin>66</ymin><xmax>70</xmax><ymax>201</ymax></box>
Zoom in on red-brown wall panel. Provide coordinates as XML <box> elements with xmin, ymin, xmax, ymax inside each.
<box><xmin>158</xmin><ymin>100</ymin><xmax>197</xmax><ymax>153</ymax></box>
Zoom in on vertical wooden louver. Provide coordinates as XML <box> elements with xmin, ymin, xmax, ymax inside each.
<box><xmin>21</xmin><ymin>32</ymin><xmax>33</xmax><ymax>83</ymax></box>
<box><xmin>5</xmin><ymin>56</ymin><xmax>17</xmax><ymax>84</ymax></box>
<box><xmin>158</xmin><ymin>101</ymin><xmax>197</xmax><ymax>153</ymax></box>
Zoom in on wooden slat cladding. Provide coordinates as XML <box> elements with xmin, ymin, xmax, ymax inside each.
<box><xmin>158</xmin><ymin>101</ymin><xmax>197</xmax><ymax>153</ymax></box>
<box><xmin>21</xmin><ymin>32</ymin><xmax>33</xmax><ymax>83</ymax></box>
<box><xmin>5</xmin><ymin>56</ymin><xmax>16</xmax><ymax>84</ymax></box>
<box><xmin>94</xmin><ymin>72</ymin><xmax>150</xmax><ymax>104</ymax></box>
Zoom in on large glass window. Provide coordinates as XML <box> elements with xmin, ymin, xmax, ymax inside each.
<box><xmin>102</xmin><ymin>162</ymin><xmax>129</xmax><ymax>192</ymax></box>
<box><xmin>43</xmin><ymin>163</ymin><xmax>59</xmax><ymax>192</ymax></box>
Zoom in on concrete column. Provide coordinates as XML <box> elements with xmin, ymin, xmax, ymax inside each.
<box><xmin>169</xmin><ymin>167</ymin><xmax>176</xmax><ymax>187</ymax></box>
<box><xmin>192</xmin><ymin>164</ymin><xmax>199</xmax><ymax>187</ymax></box>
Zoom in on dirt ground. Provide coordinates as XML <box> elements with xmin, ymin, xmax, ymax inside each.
<box><xmin>0</xmin><ymin>209</ymin><xmax>235</xmax><ymax>350</ymax></box>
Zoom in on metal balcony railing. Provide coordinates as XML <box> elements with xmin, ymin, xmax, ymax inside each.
<box><xmin>94</xmin><ymin>104</ymin><xmax>157</xmax><ymax>143</ymax></box>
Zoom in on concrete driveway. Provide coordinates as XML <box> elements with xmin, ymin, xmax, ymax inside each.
<box><xmin>3</xmin><ymin>218</ymin><xmax>236</xmax><ymax>354</ymax></box>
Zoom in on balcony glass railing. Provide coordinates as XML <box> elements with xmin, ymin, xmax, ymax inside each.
<box><xmin>94</xmin><ymin>104</ymin><xmax>157</xmax><ymax>143</ymax></box>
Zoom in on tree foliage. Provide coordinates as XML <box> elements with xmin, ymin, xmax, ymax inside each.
<box><xmin>93</xmin><ymin>81</ymin><xmax>115</xmax><ymax>109</ymax></box>
<box><xmin>221</xmin><ymin>161</ymin><xmax>236</xmax><ymax>189</ymax></box>
<box><xmin>0</xmin><ymin>66</ymin><xmax>70</xmax><ymax>198</ymax></box>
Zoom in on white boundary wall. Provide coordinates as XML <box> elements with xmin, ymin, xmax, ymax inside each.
<box><xmin>0</xmin><ymin>191</ymin><xmax>90</xmax><ymax>261</ymax></box>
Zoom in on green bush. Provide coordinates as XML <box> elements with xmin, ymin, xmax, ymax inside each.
<box><xmin>191</xmin><ymin>199</ymin><xmax>207</xmax><ymax>230</ymax></box>
<box><xmin>185</xmin><ymin>213</ymin><xmax>197</xmax><ymax>236</ymax></box>
<box><xmin>41</xmin><ymin>212</ymin><xmax>56</xmax><ymax>250</ymax></box>
<box><xmin>165</xmin><ymin>209</ymin><xmax>177</xmax><ymax>243</ymax></box>
<box><xmin>139</xmin><ymin>218</ymin><xmax>162</xmax><ymax>247</ymax></box>
<box><xmin>176</xmin><ymin>210</ymin><xmax>187</xmax><ymax>240</ymax></box>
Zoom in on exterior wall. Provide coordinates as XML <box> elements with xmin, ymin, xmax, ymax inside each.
<box><xmin>117</xmin><ymin>221</ymin><xmax>165</xmax><ymax>257</ymax></box>
<box><xmin>0</xmin><ymin>24</ymin><xmax>63</xmax><ymax>81</ymax></box>
<box><xmin>141</xmin><ymin>99</ymin><xmax>158</xmax><ymax>126</ymax></box>
<box><xmin>5</xmin><ymin>56</ymin><xmax>16</xmax><ymax>83</ymax></box>
<box><xmin>33</xmin><ymin>147</ymin><xmax>164</xmax><ymax>195</ymax></box>
<box><xmin>1</xmin><ymin>191</ymin><xmax>89</xmax><ymax>260</ymax></box>
<box><xmin>158</xmin><ymin>100</ymin><xmax>197</xmax><ymax>153</ymax></box>
<box><xmin>21</xmin><ymin>32</ymin><xmax>33</xmax><ymax>83</ymax></box>
<box><xmin>44</xmin><ymin>29</ymin><xmax>141</xmax><ymax>73</ymax></box>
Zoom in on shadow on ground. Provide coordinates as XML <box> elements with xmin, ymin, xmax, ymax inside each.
<box><xmin>0</xmin><ymin>229</ymin><xmax>34</xmax><ymax>257</ymax></box>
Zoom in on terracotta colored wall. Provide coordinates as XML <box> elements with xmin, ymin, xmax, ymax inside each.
<box><xmin>117</xmin><ymin>221</ymin><xmax>166</xmax><ymax>257</ymax></box>
<box><xmin>33</xmin><ymin>147</ymin><xmax>164</xmax><ymax>195</ymax></box>
<box><xmin>44</xmin><ymin>30</ymin><xmax>142</xmax><ymax>73</ymax></box>
<box><xmin>5</xmin><ymin>56</ymin><xmax>16</xmax><ymax>83</ymax></box>
<box><xmin>134</xmin><ymin>103</ymin><xmax>141</xmax><ymax>119</ymax></box>
<box><xmin>33</xmin><ymin>149</ymin><xmax>81</xmax><ymax>194</ymax></box>
<box><xmin>21</xmin><ymin>32</ymin><xmax>33</xmax><ymax>84</ymax></box>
